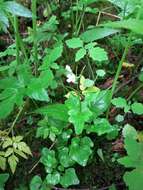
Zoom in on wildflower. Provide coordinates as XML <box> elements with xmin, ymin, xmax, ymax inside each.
<box><xmin>65</xmin><ymin>65</ymin><xmax>77</xmax><ymax>84</ymax></box>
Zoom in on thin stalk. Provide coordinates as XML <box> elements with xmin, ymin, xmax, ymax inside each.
<box><xmin>76</xmin><ymin>7</ymin><xmax>85</xmax><ymax>36</ymax></box>
<box><xmin>106</xmin><ymin>7</ymin><xmax>142</xmax><ymax>118</ymax></box>
<box><xmin>106</xmin><ymin>32</ymin><xmax>132</xmax><ymax>118</ymax></box>
<box><xmin>86</xmin><ymin>56</ymin><xmax>95</xmax><ymax>80</ymax></box>
<box><xmin>14</xmin><ymin>16</ymin><xmax>20</xmax><ymax>65</ymax></box>
<box><xmin>32</xmin><ymin>0</ymin><xmax>38</xmax><ymax>75</ymax></box>
<box><xmin>8</xmin><ymin>106</ymin><xmax>24</xmax><ymax>136</ymax></box>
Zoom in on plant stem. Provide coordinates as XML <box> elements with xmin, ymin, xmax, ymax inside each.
<box><xmin>106</xmin><ymin>33</ymin><xmax>132</xmax><ymax>118</ymax></box>
<box><xmin>14</xmin><ymin>16</ymin><xmax>20</xmax><ymax>65</ymax></box>
<box><xmin>8</xmin><ymin>106</ymin><xmax>24</xmax><ymax>135</ymax></box>
<box><xmin>106</xmin><ymin>7</ymin><xmax>142</xmax><ymax>118</ymax></box>
<box><xmin>86</xmin><ymin>56</ymin><xmax>95</xmax><ymax>80</ymax></box>
<box><xmin>32</xmin><ymin>0</ymin><xmax>38</xmax><ymax>75</ymax></box>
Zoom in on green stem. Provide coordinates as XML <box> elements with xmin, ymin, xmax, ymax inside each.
<box><xmin>86</xmin><ymin>56</ymin><xmax>95</xmax><ymax>80</ymax></box>
<box><xmin>32</xmin><ymin>0</ymin><xmax>38</xmax><ymax>75</ymax></box>
<box><xmin>14</xmin><ymin>16</ymin><xmax>20</xmax><ymax>65</ymax></box>
<box><xmin>106</xmin><ymin>7</ymin><xmax>142</xmax><ymax>118</ymax></box>
<box><xmin>8</xmin><ymin>106</ymin><xmax>24</xmax><ymax>135</ymax></box>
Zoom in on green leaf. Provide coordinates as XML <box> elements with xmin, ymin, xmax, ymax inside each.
<box><xmin>80</xmin><ymin>27</ymin><xmax>119</xmax><ymax>43</ymax></box>
<box><xmin>27</xmin><ymin>70</ymin><xmax>54</xmax><ymax>100</ymax></box>
<box><xmin>122</xmin><ymin>124</ymin><xmax>138</xmax><ymax>140</ymax></box>
<box><xmin>0</xmin><ymin>156</ymin><xmax>6</xmax><ymax>170</ymax></box>
<box><xmin>89</xmin><ymin>47</ymin><xmax>108</xmax><ymax>62</ymax></box>
<box><xmin>96</xmin><ymin>69</ymin><xmax>106</xmax><ymax>77</ymax></box>
<box><xmin>131</xmin><ymin>102</ymin><xmax>143</xmax><ymax>115</ymax></box>
<box><xmin>30</xmin><ymin>176</ymin><xmax>42</xmax><ymax>190</ymax></box>
<box><xmin>89</xmin><ymin>118</ymin><xmax>115</xmax><ymax>135</ymax></box>
<box><xmin>58</xmin><ymin>147</ymin><xmax>75</xmax><ymax>168</ymax></box>
<box><xmin>66</xmin><ymin>94</ymin><xmax>92</xmax><ymax>134</ymax></box>
<box><xmin>69</xmin><ymin>137</ymin><xmax>93</xmax><ymax>166</ymax></box>
<box><xmin>41</xmin><ymin>44</ymin><xmax>63</xmax><ymax>70</ymax></box>
<box><xmin>30</xmin><ymin>89</ymin><xmax>49</xmax><ymax>102</ymax></box>
<box><xmin>8</xmin><ymin>155</ymin><xmax>18</xmax><ymax>173</ymax></box>
<box><xmin>0</xmin><ymin>10</ymin><xmax>9</xmax><ymax>32</ymax></box>
<box><xmin>40</xmin><ymin>148</ymin><xmax>57</xmax><ymax>172</ymax></box>
<box><xmin>46</xmin><ymin>172</ymin><xmax>60</xmax><ymax>185</ymax></box>
<box><xmin>85</xmin><ymin>90</ymin><xmax>110</xmax><ymax>117</ymax></box>
<box><xmin>103</xmin><ymin>19</ymin><xmax>143</xmax><ymax>35</ymax></box>
<box><xmin>17</xmin><ymin>142</ymin><xmax>32</xmax><ymax>155</ymax></box>
<box><xmin>123</xmin><ymin>169</ymin><xmax>143</xmax><ymax>190</ymax></box>
<box><xmin>2</xmin><ymin>137</ymin><xmax>12</xmax><ymax>148</ymax></box>
<box><xmin>0</xmin><ymin>173</ymin><xmax>9</xmax><ymax>190</ymax></box>
<box><xmin>0</xmin><ymin>96</ymin><xmax>15</xmax><ymax>119</ymax></box>
<box><xmin>66</xmin><ymin>38</ymin><xmax>83</xmax><ymax>49</ymax></box>
<box><xmin>5</xmin><ymin>1</ymin><xmax>32</xmax><ymax>17</ymax></box>
<box><xmin>75</xmin><ymin>48</ymin><xmax>86</xmax><ymax>62</ymax></box>
<box><xmin>35</xmin><ymin>104</ymin><xmax>69</xmax><ymax>122</ymax></box>
<box><xmin>60</xmin><ymin>168</ymin><xmax>79</xmax><ymax>188</ymax></box>
<box><xmin>111</xmin><ymin>97</ymin><xmax>130</xmax><ymax>112</ymax></box>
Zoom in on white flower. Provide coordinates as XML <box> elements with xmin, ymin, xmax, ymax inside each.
<box><xmin>66</xmin><ymin>73</ymin><xmax>76</xmax><ymax>83</ymax></box>
<box><xmin>65</xmin><ymin>65</ymin><xmax>76</xmax><ymax>84</ymax></box>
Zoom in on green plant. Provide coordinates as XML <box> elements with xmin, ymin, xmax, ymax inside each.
<box><xmin>0</xmin><ymin>173</ymin><xmax>9</xmax><ymax>190</ymax></box>
<box><xmin>118</xmin><ymin>124</ymin><xmax>143</xmax><ymax>190</ymax></box>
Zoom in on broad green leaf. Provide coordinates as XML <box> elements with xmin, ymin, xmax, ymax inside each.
<box><xmin>85</xmin><ymin>90</ymin><xmax>110</xmax><ymax>117</ymax></box>
<box><xmin>123</xmin><ymin>169</ymin><xmax>143</xmax><ymax>190</ymax></box>
<box><xmin>17</xmin><ymin>142</ymin><xmax>32</xmax><ymax>155</ymax></box>
<box><xmin>30</xmin><ymin>176</ymin><xmax>42</xmax><ymax>190</ymax></box>
<box><xmin>14</xmin><ymin>149</ymin><xmax>27</xmax><ymax>159</ymax></box>
<box><xmin>66</xmin><ymin>38</ymin><xmax>83</xmax><ymax>49</ymax></box>
<box><xmin>0</xmin><ymin>156</ymin><xmax>6</xmax><ymax>170</ymax></box>
<box><xmin>60</xmin><ymin>168</ymin><xmax>79</xmax><ymax>188</ymax></box>
<box><xmin>89</xmin><ymin>47</ymin><xmax>108</xmax><ymax>62</ymax></box>
<box><xmin>75</xmin><ymin>48</ymin><xmax>86</xmax><ymax>62</ymax></box>
<box><xmin>58</xmin><ymin>147</ymin><xmax>75</xmax><ymax>168</ymax></box>
<box><xmin>103</xmin><ymin>19</ymin><xmax>143</xmax><ymax>35</ymax></box>
<box><xmin>40</xmin><ymin>148</ymin><xmax>57</xmax><ymax>172</ymax></box>
<box><xmin>4</xmin><ymin>148</ymin><xmax>13</xmax><ymax>157</ymax></box>
<box><xmin>0</xmin><ymin>173</ymin><xmax>9</xmax><ymax>190</ymax></box>
<box><xmin>69</xmin><ymin>137</ymin><xmax>93</xmax><ymax>166</ymax></box>
<box><xmin>122</xmin><ymin>124</ymin><xmax>138</xmax><ymax>139</ymax></box>
<box><xmin>41</xmin><ymin>44</ymin><xmax>63</xmax><ymax>70</ymax></box>
<box><xmin>27</xmin><ymin>69</ymin><xmax>54</xmax><ymax>100</ymax></box>
<box><xmin>8</xmin><ymin>155</ymin><xmax>18</xmax><ymax>173</ymax></box>
<box><xmin>118</xmin><ymin>126</ymin><xmax>143</xmax><ymax>173</ymax></box>
<box><xmin>80</xmin><ymin>27</ymin><xmax>119</xmax><ymax>43</ymax></box>
<box><xmin>111</xmin><ymin>97</ymin><xmax>130</xmax><ymax>112</ymax></box>
<box><xmin>89</xmin><ymin>118</ymin><xmax>115</xmax><ymax>135</ymax></box>
<box><xmin>35</xmin><ymin>104</ymin><xmax>69</xmax><ymax>122</ymax></box>
<box><xmin>0</xmin><ymin>96</ymin><xmax>15</xmax><ymax>119</ymax></box>
<box><xmin>66</xmin><ymin>94</ymin><xmax>92</xmax><ymax>134</ymax></box>
<box><xmin>30</xmin><ymin>89</ymin><xmax>49</xmax><ymax>102</ymax></box>
<box><xmin>131</xmin><ymin>102</ymin><xmax>143</xmax><ymax>115</ymax></box>
<box><xmin>0</xmin><ymin>11</ymin><xmax>9</xmax><ymax>32</ymax></box>
<box><xmin>5</xmin><ymin>1</ymin><xmax>32</xmax><ymax>17</ymax></box>
<box><xmin>46</xmin><ymin>172</ymin><xmax>60</xmax><ymax>185</ymax></box>
<box><xmin>107</xmin><ymin>0</ymin><xmax>136</xmax><ymax>16</ymax></box>
<box><xmin>2</xmin><ymin>138</ymin><xmax>12</xmax><ymax>148</ymax></box>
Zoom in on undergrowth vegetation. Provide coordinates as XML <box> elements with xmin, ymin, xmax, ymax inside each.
<box><xmin>0</xmin><ymin>0</ymin><xmax>143</xmax><ymax>189</ymax></box>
